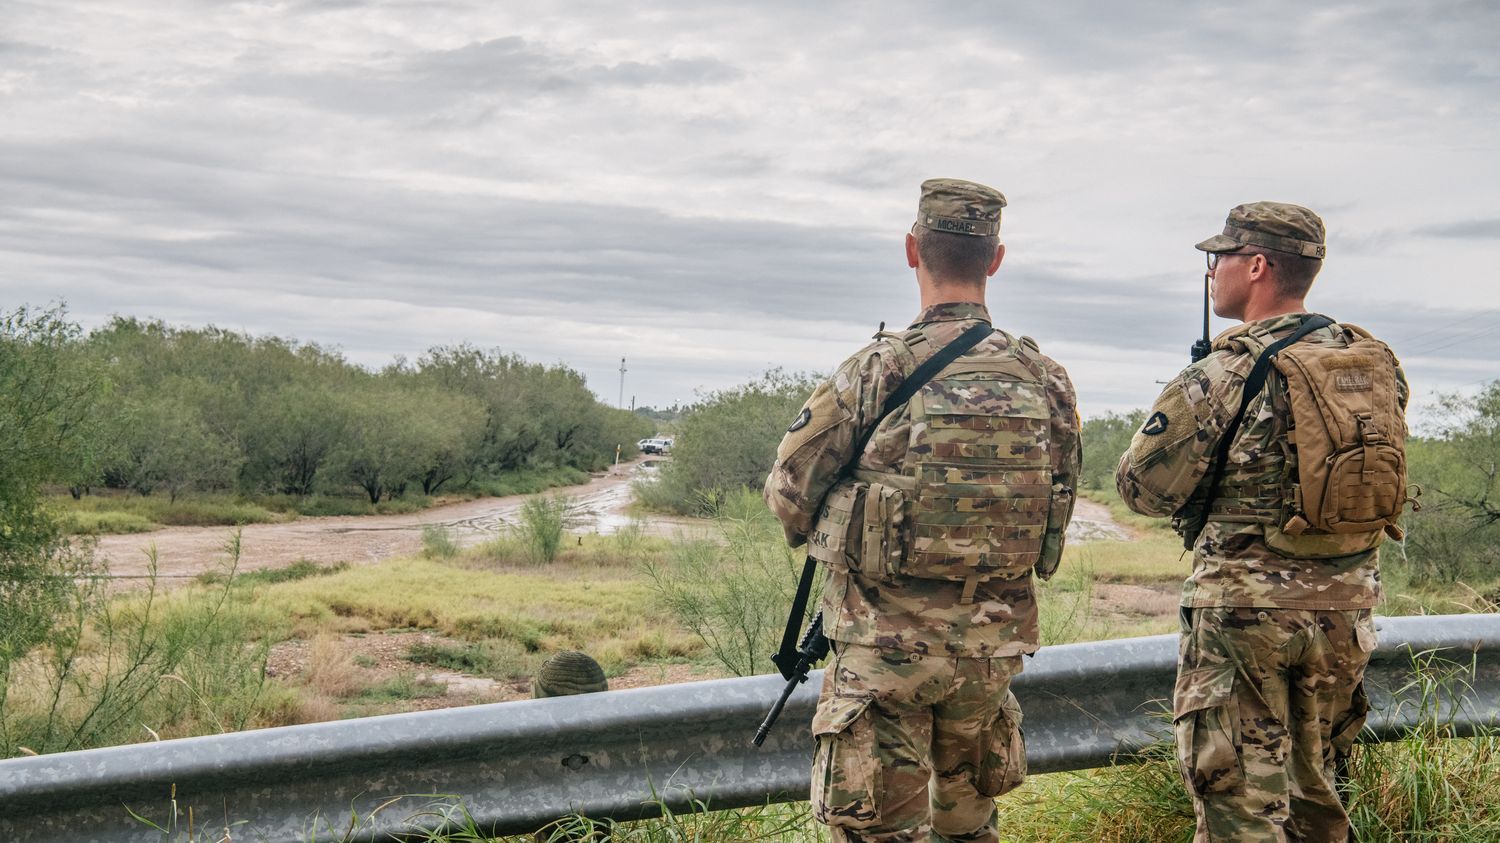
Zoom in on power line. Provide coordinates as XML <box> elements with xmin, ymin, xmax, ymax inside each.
<box><xmin>1387</xmin><ymin>309</ymin><xmax>1495</xmax><ymax>349</ymax></box>
<box><xmin>1404</xmin><ymin>322</ymin><xmax>1500</xmax><ymax>357</ymax></box>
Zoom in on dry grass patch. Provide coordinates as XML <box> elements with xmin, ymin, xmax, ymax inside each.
<box><xmin>1066</xmin><ymin>535</ymin><xmax>1189</xmax><ymax>586</ymax></box>
<box><xmin>305</xmin><ymin>634</ymin><xmax>368</xmax><ymax>698</ymax></box>
<box><xmin>257</xmin><ymin>557</ymin><xmax>702</xmax><ymax>676</ymax></box>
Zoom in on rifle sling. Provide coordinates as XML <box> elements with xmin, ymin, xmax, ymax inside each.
<box><xmin>1187</xmin><ymin>314</ymin><xmax>1333</xmax><ymax>548</ymax></box>
<box><xmin>774</xmin><ymin>321</ymin><xmax>995</xmax><ymax>678</ymax></box>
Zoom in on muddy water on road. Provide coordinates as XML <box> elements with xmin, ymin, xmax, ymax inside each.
<box><xmin>1066</xmin><ymin>497</ymin><xmax>1132</xmax><ymax>543</ymax></box>
<box><xmin>94</xmin><ymin>459</ymin><xmax>707</xmax><ymax>582</ymax></box>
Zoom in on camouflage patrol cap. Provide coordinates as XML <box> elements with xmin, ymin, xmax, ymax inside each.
<box><xmin>1195</xmin><ymin>201</ymin><xmax>1327</xmax><ymax>259</ymax></box>
<box><xmin>916</xmin><ymin>178</ymin><xmax>1006</xmax><ymax>237</ymax></box>
<box><xmin>532</xmin><ymin>650</ymin><xmax>608</xmax><ymax>698</ymax></box>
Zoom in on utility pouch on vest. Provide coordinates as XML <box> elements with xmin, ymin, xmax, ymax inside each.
<box><xmin>861</xmin><ymin>481</ymin><xmax>908</xmax><ymax>578</ymax></box>
<box><xmin>807</xmin><ymin>480</ymin><xmax>868</xmax><ymax>572</ymax></box>
<box><xmin>1036</xmin><ymin>484</ymin><xmax>1075</xmax><ymax>579</ymax></box>
<box><xmin>1272</xmin><ymin>328</ymin><xmax>1410</xmax><ymax>546</ymax></box>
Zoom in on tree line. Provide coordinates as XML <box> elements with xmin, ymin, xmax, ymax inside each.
<box><xmin>7</xmin><ymin>305</ymin><xmax>654</xmax><ymax>505</ymax></box>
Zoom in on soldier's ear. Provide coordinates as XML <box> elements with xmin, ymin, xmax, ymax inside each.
<box><xmin>905</xmin><ymin>231</ymin><xmax>920</xmax><ymax>269</ymax></box>
<box><xmin>987</xmin><ymin>243</ymin><xmax>1006</xmax><ymax>277</ymax></box>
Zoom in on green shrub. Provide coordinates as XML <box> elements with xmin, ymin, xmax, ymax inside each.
<box><xmin>421</xmin><ymin>525</ymin><xmax>460</xmax><ymax>559</ymax></box>
<box><xmin>1079</xmin><ymin>410</ymin><xmax>1147</xmax><ymax>492</ymax></box>
<box><xmin>1</xmin><ymin>533</ymin><xmax>286</xmax><ymax>756</ymax></box>
<box><xmin>635</xmin><ymin>370</ymin><xmax>819</xmax><ymax>515</ymax></box>
<box><xmin>405</xmin><ymin>640</ymin><xmax>501</xmax><ymax>674</ymax></box>
<box><xmin>1394</xmin><ymin>388</ymin><xmax>1500</xmax><ymax>587</ymax></box>
<box><xmin>469</xmin><ymin>466</ymin><xmax>590</xmax><ymax>498</ymax></box>
<box><xmin>609</xmin><ymin>517</ymin><xmax>650</xmax><ymax>560</ymax></box>
<box><xmin>514</xmin><ymin>494</ymin><xmax>577</xmax><ymax>565</ymax></box>
<box><xmin>641</xmin><ymin>488</ymin><xmax>807</xmax><ymax>677</ymax></box>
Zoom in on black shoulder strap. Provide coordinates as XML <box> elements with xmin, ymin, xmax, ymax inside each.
<box><xmin>773</xmin><ymin>320</ymin><xmax>993</xmax><ymax>679</ymax></box>
<box><xmin>1193</xmin><ymin>315</ymin><xmax>1333</xmax><ymax>536</ymax></box>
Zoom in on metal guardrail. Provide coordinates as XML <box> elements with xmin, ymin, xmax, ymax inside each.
<box><xmin>2</xmin><ymin>613</ymin><xmax>1496</xmax><ymax>842</ymax></box>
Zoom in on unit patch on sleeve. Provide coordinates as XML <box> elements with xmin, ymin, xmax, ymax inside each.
<box><xmin>787</xmin><ymin>408</ymin><xmax>812</xmax><ymax>433</ymax></box>
<box><xmin>1141</xmin><ymin>411</ymin><xmax>1169</xmax><ymax>436</ymax></box>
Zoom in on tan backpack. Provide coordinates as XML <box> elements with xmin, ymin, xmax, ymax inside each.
<box><xmin>1181</xmin><ymin>317</ymin><xmax>1415</xmax><ymax>558</ymax></box>
<box><xmin>1273</xmin><ymin>324</ymin><xmax>1410</xmax><ymax>541</ymax></box>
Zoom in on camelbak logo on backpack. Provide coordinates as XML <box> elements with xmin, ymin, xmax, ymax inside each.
<box><xmin>1335</xmin><ymin>371</ymin><xmax>1373</xmax><ymax>392</ymax></box>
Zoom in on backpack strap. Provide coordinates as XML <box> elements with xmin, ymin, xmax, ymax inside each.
<box><xmin>1179</xmin><ymin>314</ymin><xmax>1333</xmax><ymax>550</ymax></box>
<box><xmin>773</xmin><ymin>320</ymin><xmax>994</xmax><ymax>679</ymax></box>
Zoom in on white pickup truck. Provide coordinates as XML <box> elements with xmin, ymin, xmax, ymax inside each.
<box><xmin>637</xmin><ymin>437</ymin><xmax>674</xmax><ymax>455</ymax></box>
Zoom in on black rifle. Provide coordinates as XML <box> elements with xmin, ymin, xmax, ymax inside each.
<box><xmin>752</xmin><ymin>611</ymin><xmax>829</xmax><ymax>747</ymax></box>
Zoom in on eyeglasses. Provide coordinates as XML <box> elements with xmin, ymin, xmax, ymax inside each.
<box><xmin>1206</xmin><ymin>251</ymin><xmax>1275</xmax><ymax>271</ymax></box>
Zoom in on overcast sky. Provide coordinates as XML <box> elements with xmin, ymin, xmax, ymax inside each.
<box><xmin>3</xmin><ymin>1</ymin><xmax>1497</xmax><ymax>423</ymax></box>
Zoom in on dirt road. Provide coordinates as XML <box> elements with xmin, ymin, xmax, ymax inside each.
<box><xmin>94</xmin><ymin>465</ymin><xmax>1131</xmax><ymax>582</ymax></box>
<box><xmin>94</xmin><ymin>459</ymin><xmax>704</xmax><ymax>580</ymax></box>
<box><xmin>1067</xmin><ymin>496</ymin><xmax>1132</xmax><ymax>542</ymax></box>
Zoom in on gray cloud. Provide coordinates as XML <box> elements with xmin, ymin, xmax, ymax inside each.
<box><xmin>1</xmin><ymin>0</ymin><xmax>1496</xmax><ymax>415</ymax></box>
<box><xmin>220</xmin><ymin>34</ymin><xmax>739</xmax><ymax>120</ymax></box>
<box><xmin>1417</xmin><ymin>220</ymin><xmax>1500</xmax><ymax>240</ymax></box>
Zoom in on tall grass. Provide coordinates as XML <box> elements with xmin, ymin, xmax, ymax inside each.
<box><xmin>515</xmin><ymin>494</ymin><xmax>578</xmax><ymax>565</ymax></box>
<box><xmin>1037</xmin><ymin>555</ymin><xmax>1099</xmax><ymax>646</ymax></box>
<box><xmin>641</xmin><ymin>488</ymin><xmax>805</xmax><ymax>677</ymax></box>
<box><xmin>1</xmin><ymin>532</ymin><xmax>288</xmax><ymax>756</ymax></box>
<box><xmin>422</xmin><ymin>524</ymin><xmax>460</xmax><ymax>559</ymax></box>
<box><xmin>52</xmin><ymin>466</ymin><xmax>596</xmax><ymax>536</ymax></box>
<box><xmin>53</xmin><ymin>493</ymin><xmax>285</xmax><ymax>532</ymax></box>
<box><xmin>130</xmin><ymin>792</ymin><xmax>824</xmax><ymax>843</ymax></box>
<box><xmin>1344</xmin><ymin>650</ymin><xmax>1500</xmax><ymax>840</ymax></box>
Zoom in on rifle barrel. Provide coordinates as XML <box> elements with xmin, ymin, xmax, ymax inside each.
<box><xmin>752</xmin><ymin>676</ymin><xmax>799</xmax><ymax>747</ymax></box>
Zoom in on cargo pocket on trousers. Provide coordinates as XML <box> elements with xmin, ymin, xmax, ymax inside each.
<box><xmin>1331</xmin><ymin>682</ymin><xmax>1371</xmax><ymax>756</ymax></box>
<box><xmin>811</xmin><ymin>695</ymin><xmax>882</xmax><ymax>830</ymax></box>
<box><xmin>978</xmin><ymin>690</ymin><xmax>1027</xmax><ymax>797</ymax></box>
<box><xmin>1173</xmin><ymin>665</ymin><xmax>1244</xmax><ymax>796</ymax></box>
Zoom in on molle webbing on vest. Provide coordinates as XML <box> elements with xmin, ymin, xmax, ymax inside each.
<box><xmin>863</xmin><ymin>329</ymin><xmax>1054</xmax><ymax>594</ymax></box>
<box><xmin>805</xmin><ymin>322</ymin><xmax>993</xmax><ymax>574</ymax></box>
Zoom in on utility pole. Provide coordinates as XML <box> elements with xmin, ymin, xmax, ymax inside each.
<box><xmin>618</xmin><ymin>357</ymin><xmax>627</xmax><ymax>409</ymax></box>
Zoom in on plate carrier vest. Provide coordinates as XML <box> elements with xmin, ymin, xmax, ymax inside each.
<box><xmin>807</xmin><ymin>325</ymin><xmax>1070</xmax><ymax>602</ymax></box>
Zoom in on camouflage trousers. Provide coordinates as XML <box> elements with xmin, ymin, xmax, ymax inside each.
<box><xmin>810</xmin><ymin>642</ymin><xmax>1026</xmax><ymax>843</ymax></box>
<box><xmin>1175</xmin><ymin>607</ymin><xmax>1377</xmax><ymax>842</ymax></box>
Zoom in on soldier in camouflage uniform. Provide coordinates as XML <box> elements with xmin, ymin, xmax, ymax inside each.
<box><xmin>1115</xmin><ymin>203</ymin><xmax>1408</xmax><ymax>842</ymax></box>
<box><xmin>764</xmin><ymin>179</ymin><xmax>1081</xmax><ymax>842</ymax></box>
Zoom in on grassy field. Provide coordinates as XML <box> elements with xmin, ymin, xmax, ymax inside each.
<box><xmin>10</xmin><ymin>492</ymin><xmax>1500</xmax><ymax>841</ymax></box>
